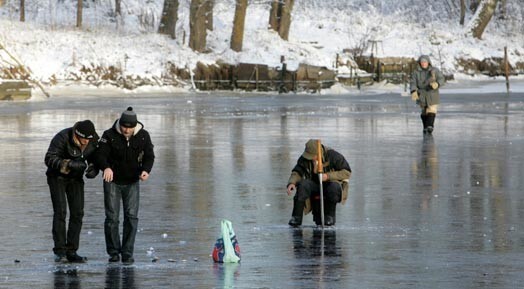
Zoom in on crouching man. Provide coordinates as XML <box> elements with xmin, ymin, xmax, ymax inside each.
<box><xmin>286</xmin><ymin>139</ymin><xmax>351</xmax><ymax>227</ymax></box>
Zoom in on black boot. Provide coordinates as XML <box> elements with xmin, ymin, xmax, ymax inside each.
<box><xmin>288</xmin><ymin>199</ymin><xmax>305</xmax><ymax>227</ymax></box>
<box><xmin>66</xmin><ymin>252</ymin><xmax>87</xmax><ymax>263</ymax></box>
<box><xmin>420</xmin><ymin>114</ymin><xmax>428</xmax><ymax>134</ymax></box>
<box><xmin>426</xmin><ymin>113</ymin><xmax>436</xmax><ymax>134</ymax></box>
<box><xmin>324</xmin><ymin>201</ymin><xmax>337</xmax><ymax>227</ymax></box>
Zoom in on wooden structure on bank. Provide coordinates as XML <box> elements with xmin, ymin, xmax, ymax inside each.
<box><xmin>190</xmin><ymin>61</ymin><xmax>336</xmax><ymax>92</ymax></box>
<box><xmin>1</xmin><ymin>41</ymin><xmax>49</xmax><ymax>100</ymax></box>
<box><xmin>0</xmin><ymin>80</ymin><xmax>32</xmax><ymax>100</ymax></box>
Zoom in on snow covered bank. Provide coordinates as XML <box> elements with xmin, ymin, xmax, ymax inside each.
<box><xmin>1</xmin><ymin>0</ymin><xmax>523</xmax><ymax>92</ymax></box>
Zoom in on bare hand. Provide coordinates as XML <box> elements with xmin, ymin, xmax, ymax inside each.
<box><xmin>411</xmin><ymin>91</ymin><xmax>419</xmax><ymax>101</ymax></box>
<box><xmin>139</xmin><ymin>171</ymin><xmax>150</xmax><ymax>181</ymax></box>
<box><xmin>321</xmin><ymin>173</ymin><xmax>329</xmax><ymax>182</ymax></box>
<box><xmin>103</xmin><ymin>168</ymin><xmax>113</xmax><ymax>182</ymax></box>
<box><xmin>287</xmin><ymin>184</ymin><xmax>296</xmax><ymax>196</ymax></box>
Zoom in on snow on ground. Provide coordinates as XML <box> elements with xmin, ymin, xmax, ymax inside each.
<box><xmin>1</xmin><ymin>0</ymin><xmax>523</xmax><ymax>94</ymax></box>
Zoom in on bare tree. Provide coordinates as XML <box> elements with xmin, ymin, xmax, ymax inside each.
<box><xmin>268</xmin><ymin>0</ymin><xmax>279</xmax><ymax>31</ymax></box>
<box><xmin>460</xmin><ymin>0</ymin><xmax>466</xmax><ymax>25</ymax></box>
<box><xmin>77</xmin><ymin>0</ymin><xmax>83</xmax><ymax>28</ymax></box>
<box><xmin>230</xmin><ymin>0</ymin><xmax>248</xmax><ymax>52</ymax></box>
<box><xmin>268</xmin><ymin>0</ymin><xmax>294</xmax><ymax>41</ymax></box>
<box><xmin>20</xmin><ymin>0</ymin><xmax>25</xmax><ymax>22</ymax></box>
<box><xmin>498</xmin><ymin>0</ymin><xmax>506</xmax><ymax>19</ymax></box>
<box><xmin>467</xmin><ymin>0</ymin><xmax>499</xmax><ymax>39</ymax></box>
<box><xmin>470</xmin><ymin>0</ymin><xmax>481</xmax><ymax>12</ymax></box>
<box><xmin>115</xmin><ymin>0</ymin><xmax>122</xmax><ymax>17</ymax></box>
<box><xmin>205</xmin><ymin>0</ymin><xmax>214</xmax><ymax>31</ymax></box>
<box><xmin>189</xmin><ymin>0</ymin><xmax>207</xmax><ymax>52</ymax></box>
<box><xmin>278</xmin><ymin>0</ymin><xmax>294</xmax><ymax>40</ymax></box>
<box><xmin>159</xmin><ymin>0</ymin><xmax>179</xmax><ymax>39</ymax></box>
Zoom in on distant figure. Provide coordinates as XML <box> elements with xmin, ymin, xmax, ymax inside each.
<box><xmin>410</xmin><ymin>55</ymin><xmax>445</xmax><ymax>134</ymax></box>
<box><xmin>45</xmin><ymin>120</ymin><xmax>99</xmax><ymax>263</ymax></box>
<box><xmin>286</xmin><ymin>139</ymin><xmax>351</xmax><ymax>227</ymax></box>
<box><xmin>96</xmin><ymin>107</ymin><xmax>155</xmax><ymax>264</ymax></box>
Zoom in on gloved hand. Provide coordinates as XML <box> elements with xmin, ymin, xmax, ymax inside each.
<box><xmin>68</xmin><ymin>159</ymin><xmax>87</xmax><ymax>173</ymax></box>
<box><xmin>430</xmin><ymin>82</ymin><xmax>439</xmax><ymax>90</ymax></box>
<box><xmin>411</xmin><ymin>90</ymin><xmax>419</xmax><ymax>101</ymax></box>
<box><xmin>60</xmin><ymin>159</ymin><xmax>71</xmax><ymax>174</ymax></box>
<box><xmin>85</xmin><ymin>163</ymin><xmax>99</xmax><ymax>179</ymax></box>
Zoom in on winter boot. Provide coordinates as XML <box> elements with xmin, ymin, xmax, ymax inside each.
<box><xmin>288</xmin><ymin>199</ymin><xmax>305</xmax><ymax>227</ymax></box>
<box><xmin>324</xmin><ymin>201</ymin><xmax>337</xmax><ymax>227</ymax></box>
<box><xmin>426</xmin><ymin>113</ymin><xmax>436</xmax><ymax>134</ymax></box>
<box><xmin>421</xmin><ymin>114</ymin><xmax>428</xmax><ymax>134</ymax></box>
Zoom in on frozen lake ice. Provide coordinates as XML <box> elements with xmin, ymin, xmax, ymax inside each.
<box><xmin>1</xmin><ymin>88</ymin><xmax>524</xmax><ymax>288</ymax></box>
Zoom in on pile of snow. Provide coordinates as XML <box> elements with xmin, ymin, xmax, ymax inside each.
<box><xmin>0</xmin><ymin>0</ymin><xmax>523</xmax><ymax>84</ymax></box>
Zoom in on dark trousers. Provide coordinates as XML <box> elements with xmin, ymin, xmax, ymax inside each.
<box><xmin>104</xmin><ymin>181</ymin><xmax>140</xmax><ymax>259</ymax></box>
<box><xmin>291</xmin><ymin>179</ymin><xmax>341</xmax><ymax>222</ymax></box>
<box><xmin>294</xmin><ymin>179</ymin><xmax>341</xmax><ymax>203</ymax></box>
<box><xmin>48</xmin><ymin>176</ymin><xmax>85</xmax><ymax>256</ymax></box>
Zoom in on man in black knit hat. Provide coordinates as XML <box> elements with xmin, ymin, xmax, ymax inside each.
<box><xmin>45</xmin><ymin>120</ymin><xmax>99</xmax><ymax>263</ymax></box>
<box><xmin>96</xmin><ymin>107</ymin><xmax>155</xmax><ymax>264</ymax></box>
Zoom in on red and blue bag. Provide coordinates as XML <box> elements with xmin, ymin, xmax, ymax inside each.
<box><xmin>212</xmin><ymin>219</ymin><xmax>241</xmax><ymax>263</ymax></box>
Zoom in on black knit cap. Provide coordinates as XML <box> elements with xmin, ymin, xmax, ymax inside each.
<box><xmin>75</xmin><ymin>120</ymin><xmax>96</xmax><ymax>139</ymax></box>
<box><xmin>119</xmin><ymin>107</ymin><xmax>137</xmax><ymax>128</ymax></box>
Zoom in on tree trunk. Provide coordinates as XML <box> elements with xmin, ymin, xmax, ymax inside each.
<box><xmin>77</xmin><ymin>0</ymin><xmax>83</xmax><ymax>28</ymax></box>
<box><xmin>115</xmin><ymin>0</ymin><xmax>122</xmax><ymax>17</ymax></box>
<box><xmin>230</xmin><ymin>0</ymin><xmax>248</xmax><ymax>52</ymax></box>
<box><xmin>498</xmin><ymin>0</ymin><xmax>506</xmax><ymax>19</ymax></box>
<box><xmin>470</xmin><ymin>0</ymin><xmax>481</xmax><ymax>12</ymax></box>
<box><xmin>278</xmin><ymin>0</ymin><xmax>294</xmax><ymax>41</ymax></box>
<box><xmin>205</xmin><ymin>0</ymin><xmax>214</xmax><ymax>31</ymax></box>
<box><xmin>20</xmin><ymin>0</ymin><xmax>25</xmax><ymax>22</ymax></box>
<box><xmin>460</xmin><ymin>0</ymin><xmax>466</xmax><ymax>25</ymax></box>
<box><xmin>268</xmin><ymin>0</ymin><xmax>279</xmax><ymax>31</ymax></box>
<box><xmin>189</xmin><ymin>0</ymin><xmax>207</xmax><ymax>52</ymax></box>
<box><xmin>159</xmin><ymin>0</ymin><xmax>179</xmax><ymax>39</ymax></box>
<box><xmin>467</xmin><ymin>0</ymin><xmax>499</xmax><ymax>39</ymax></box>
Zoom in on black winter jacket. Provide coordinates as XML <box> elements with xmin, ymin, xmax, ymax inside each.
<box><xmin>45</xmin><ymin>124</ymin><xmax>99</xmax><ymax>179</ymax></box>
<box><xmin>96</xmin><ymin>120</ymin><xmax>155</xmax><ymax>185</ymax></box>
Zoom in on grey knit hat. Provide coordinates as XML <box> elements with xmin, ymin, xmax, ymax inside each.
<box><xmin>418</xmin><ymin>55</ymin><xmax>431</xmax><ymax>64</ymax></box>
<box><xmin>119</xmin><ymin>107</ymin><xmax>137</xmax><ymax>128</ymax></box>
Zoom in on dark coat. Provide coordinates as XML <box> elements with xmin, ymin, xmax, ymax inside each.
<box><xmin>96</xmin><ymin>120</ymin><xmax>155</xmax><ymax>185</ymax></box>
<box><xmin>410</xmin><ymin>55</ymin><xmax>445</xmax><ymax>107</ymax></box>
<box><xmin>288</xmin><ymin>145</ymin><xmax>352</xmax><ymax>204</ymax></box>
<box><xmin>45</xmin><ymin>123</ymin><xmax>99</xmax><ymax>179</ymax></box>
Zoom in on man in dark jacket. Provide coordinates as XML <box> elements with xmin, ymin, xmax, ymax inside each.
<box><xmin>45</xmin><ymin>120</ymin><xmax>99</xmax><ymax>263</ymax></box>
<box><xmin>286</xmin><ymin>139</ymin><xmax>351</xmax><ymax>227</ymax></box>
<box><xmin>96</xmin><ymin>107</ymin><xmax>155</xmax><ymax>264</ymax></box>
<box><xmin>410</xmin><ymin>55</ymin><xmax>445</xmax><ymax>134</ymax></box>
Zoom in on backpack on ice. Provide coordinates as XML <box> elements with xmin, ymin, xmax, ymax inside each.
<box><xmin>212</xmin><ymin>219</ymin><xmax>241</xmax><ymax>263</ymax></box>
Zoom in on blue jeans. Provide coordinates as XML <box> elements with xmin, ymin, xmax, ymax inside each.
<box><xmin>104</xmin><ymin>181</ymin><xmax>139</xmax><ymax>259</ymax></box>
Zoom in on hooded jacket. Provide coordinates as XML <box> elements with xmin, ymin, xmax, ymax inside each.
<box><xmin>288</xmin><ymin>145</ymin><xmax>352</xmax><ymax>204</ymax></box>
<box><xmin>45</xmin><ymin>122</ymin><xmax>99</xmax><ymax>179</ymax></box>
<box><xmin>410</xmin><ymin>55</ymin><xmax>445</xmax><ymax>107</ymax></box>
<box><xmin>96</xmin><ymin>119</ymin><xmax>155</xmax><ymax>185</ymax></box>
